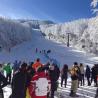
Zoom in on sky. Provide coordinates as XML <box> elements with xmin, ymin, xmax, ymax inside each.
<box><xmin>0</xmin><ymin>0</ymin><xmax>96</xmax><ymax>23</ymax></box>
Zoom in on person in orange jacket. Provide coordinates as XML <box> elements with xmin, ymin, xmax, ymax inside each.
<box><xmin>32</xmin><ymin>58</ymin><xmax>43</xmax><ymax>71</ymax></box>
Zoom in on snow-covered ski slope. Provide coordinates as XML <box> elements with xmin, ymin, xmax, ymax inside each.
<box><xmin>0</xmin><ymin>29</ymin><xmax>98</xmax><ymax>67</ymax></box>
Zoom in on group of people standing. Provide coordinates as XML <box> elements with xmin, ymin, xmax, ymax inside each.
<box><xmin>10</xmin><ymin>58</ymin><xmax>60</xmax><ymax>98</ymax></box>
<box><xmin>0</xmin><ymin>59</ymin><xmax>98</xmax><ymax>98</ymax></box>
<box><xmin>60</xmin><ymin>62</ymin><xmax>98</xmax><ymax>97</ymax></box>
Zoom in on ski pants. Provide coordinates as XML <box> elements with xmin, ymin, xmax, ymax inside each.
<box><xmin>6</xmin><ymin>73</ymin><xmax>11</xmax><ymax>83</ymax></box>
<box><xmin>80</xmin><ymin>74</ymin><xmax>84</xmax><ymax>86</ymax></box>
<box><xmin>61</xmin><ymin>75</ymin><xmax>67</xmax><ymax>87</ymax></box>
<box><xmin>71</xmin><ymin>79</ymin><xmax>78</xmax><ymax>93</ymax></box>
<box><xmin>0</xmin><ymin>89</ymin><xmax>4</xmax><ymax>98</ymax></box>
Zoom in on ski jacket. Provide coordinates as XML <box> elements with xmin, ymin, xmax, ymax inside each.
<box><xmin>61</xmin><ymin>64</ymin><xmax>68</xmax><ymax>77</ymax></box>
<box><xmin>49</xmin><ymin>65</ymin><xmax>60</xmax><ymax>91</ymax></box>
<box><xmin>12</xmin><ymin>70</ymin><xmax>30</xmax><ymax>98</ymax></box>
<box><xmin>70</xmin><ymin>66</ymin><xmax>80</xmax><ymax>80</ymax></box>
<box><xmin>85</xmin><ymin>66</ymin><xmax>91</xmax><ymax>78</ymax></box>
<box><xmin>3</xmin><ymin>64</ymin><xmax>12</xmax><ymax>74</ymax></box>
<box><xmin>28</xmin><ymin>71</ymin><xmax>51</xmax><ymax>98</ymax></box>
<box><xmin>79</xmin><ymin>65</ymin><xmax>84</xmax><ymax>75</ymax></box>
<box><xmin>32</xmin><ymin>61</ymin><xmax>43</xmax><ymax>71</ymax></box>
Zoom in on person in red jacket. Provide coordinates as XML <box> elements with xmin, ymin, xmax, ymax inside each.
<box><xmin>28</xmin><ymin>67</ymin><xmax>51</xmax><ymax>98</ymax></box>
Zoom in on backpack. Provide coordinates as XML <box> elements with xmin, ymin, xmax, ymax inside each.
<box><xmin>35</xmin><ymin>78</ymin><xmax>48</xmax><ymax>96</ymax></box>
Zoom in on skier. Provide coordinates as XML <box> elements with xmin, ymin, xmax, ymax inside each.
<box><xmin>28</xmin><ymin>66</ymin><xmax>51</xmax><ymax>98</ymax></box>
<box><xmin>36</xmin><ymin>48</ymin><xmax>38</xmax><ymax>53</ymax></box>
<box><xmin>61</xmin><ymin>64</ymin><xmax>68</xmax><ymax>87</ymax></box>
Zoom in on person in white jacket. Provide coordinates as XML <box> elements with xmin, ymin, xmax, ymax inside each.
<box><xmin>79</xmin><ymin>63</ymin><xmax>85</xmax><ymax>86</ymax></box>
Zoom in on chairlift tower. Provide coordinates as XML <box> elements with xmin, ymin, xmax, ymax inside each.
<box><xmin>67</xmin><ymin>33</ymin><xmax>70</xmax><ymax>47</ymax></box>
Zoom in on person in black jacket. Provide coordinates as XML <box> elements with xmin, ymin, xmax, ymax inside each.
<box><xmin>85</xmin><ymin>65</ymin><xmax>91</xmax><ymax>86</ymax></box>
<box><xmin>11</xmin><ymin>63</ymin><xmax>30</xmax><ymax>98</ymax></box>
<box><xmin>61</xmin><ymin>64</ymin><xmax>68</xmax><ymax>87</ymax></box>
<box><xmin>94</xmin><ymin>64</ymin><xmax>98</xmax><ymax>87</ymax></box>
<box><xmin>91</xmin><ymin>64</ymin><xmax>96</xmax><ymax>86</ymax></box>
<box><xmin>0</xmin><ymin>72</ymin><xmax>7</xmax><ymax>98</ymax></box>
<box><xmin>49</xmin><ymin>64</ymin><xmax>60</xmax><ymax>98</ymax></box>
<box><xmin>26</xmin><ymin>65</ymin><xmax>35</xmax><ymax>82</ymax></box>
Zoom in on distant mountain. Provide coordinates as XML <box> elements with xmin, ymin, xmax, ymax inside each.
<box><xmin>17</xmin><ymin>19</ymin><xmax>55</xmax><ymax>29</ymax></box>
